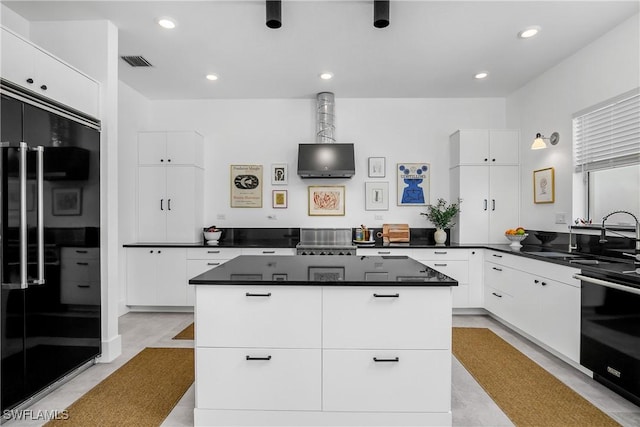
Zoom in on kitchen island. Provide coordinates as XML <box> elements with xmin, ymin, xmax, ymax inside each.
<box><xmin>189</xmin><ymin>255</ymin><xmax>458</xmax><ymax>426</ymax></box>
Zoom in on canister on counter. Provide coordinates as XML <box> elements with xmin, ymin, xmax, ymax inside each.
<box><xmin>355</xmin><ymin>228</ymin><xmax>363</xmax><ymax>241</ymax></box>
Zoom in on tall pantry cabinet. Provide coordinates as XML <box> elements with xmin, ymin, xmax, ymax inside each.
<box><xmin>136</xmin><ymin>131</ymin><xmax>204</xmax><ymax>243</ymax></box>
<box><xmin>449</xmin><ymin>130</ymin><xmax>520</xmax><ymax>244</ymax></box>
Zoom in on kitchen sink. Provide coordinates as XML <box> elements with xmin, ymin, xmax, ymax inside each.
<box><xmin>522</xmin><ymin>251</ymin><xmax>583</xmax><ymax>258</ymax></box>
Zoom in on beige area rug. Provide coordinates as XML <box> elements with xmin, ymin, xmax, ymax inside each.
<box><xmin>173</xmin><ymin>322</ymin><xmax>194</xmax><ymax>340</ymax></box>
<box><xmin>45</xmin><ymin>347</ymin><xmax>194</xmax><ymax>427</ymax></box>
<box><xmin>452</xmin><ymin>327</ymin><xmax>621</xmax><ymax>427</ymax></box>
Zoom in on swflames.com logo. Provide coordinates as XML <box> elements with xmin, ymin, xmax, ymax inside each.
<box><xmin>2</xmin><ymin>409</ymin><xmax>69</xmax><ymax>421</ymax></box>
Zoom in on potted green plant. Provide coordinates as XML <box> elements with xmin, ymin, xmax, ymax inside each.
<box><xmin>420</xmin><ymin>198</ymin><xmax>461</xmax><ymax>244</ymax></box>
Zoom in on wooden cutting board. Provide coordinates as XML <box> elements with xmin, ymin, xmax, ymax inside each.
<box><xmin>381</xmin><ymin>224</ymin><xmax>410</xmax><ymax>243</ymax></box>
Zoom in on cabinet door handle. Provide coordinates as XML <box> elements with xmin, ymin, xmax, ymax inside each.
<box><xmin>434</xmin><ymin>263</ymin><xmax>447</xmax><ymax>267</ymax></box>
<box><xmin>492</xmin><ymin>267</ymin><xmax>502</xmax><ymax>272</ymax></box>
<box><xmin>245</xmin><ymin>292</ymin><xmax>271</xmax><ymax>297</ymax></box>
<box><xmin>160</xmin><ymin>159</ymin><xmax>164</xmax><ymax>162</ymax></box>
<box><xmin>167</xmin><ymin>199</ymin><xmax>171</xmax><ymax>210</ymax></box>
<box><xmin>492</xmin><ymin>292</ymin><xmax>503</xmax><ymax>298</ymax></box>
<box><xmin>378</xmin><ymin>251</ymin><xmax>391</xmax><ymax>255</ymax></box>
<box><xmin>76</xmin><ymin>262</ymin><xmax>89</xmax><ymax>266</ymax></box>
<box><xmin>207</xmin><ymin>262</ymin><xmax>220</xmax><ymax>266</ymax></box>
<box><xmin>160</xmin><ymin>199</ymin><xmax>164</xmax><ymax>210</ymax></box>
<box><xmin>373</xmin><ymin>293</ymin><xmax>399</xmax><ymax>298</ymax></box>
<box><xmin>262</xmin><ymin>250</ymin><xmax>275</xmax><ymax>254</ymax></box>
<box><xmin>541</xmin><ymin>282</ymin><xmax>547</xmax><ymax>286</ymax></box>
<box><xmin>75</xmin><ymin>250</ymin><xmax>88</xmax><ymax>254</ymax></box>
<box><xmin>434</xmin><ymin>251</ymin><xmax>448</xmax><ymax>254</ymax></box>
<box><xmin>26</xmin><ymin>78</ymin><xmax>34</xmax><ymax>84</ymax></box>
<box><xmin>492</xmin><ymin>254</ymin><xmax>502</xmax><ymax>258</ymax></box>
<box><xmin>373</xmin><ymin>357</ymin><xmax>399</xmax><ymax>362</ymax></box>
<box><xmin>483</xmin><ymin>199</ymin><xmax>488</xmax><ymax>211</ymax></box>
<box><xmin>207</xmin><ymin>250</ymin><xmax>220</xmax><ymax>254</ymax></box>
<box><xmin>77</xmin><ymin>284</ymin><xmax>90</xmax><ymax>288</ymax></box>
<box><xmin>40</xmin><ymin>84</ymin><xmax>47</xmax><ymax>91</ymax></box>
<box><xmin>484</xmin><ymin>158</ymin><xmax>488</xmax><ymax>162</ymax></box>
<box><xmin>492</xmin><ymin>199</ymin><xmax>496</xmax><ymax>211</ymax></box>
<box><xmin>246</xmin><ymin>355</ymin><xmax>271</xmax><ymax>361</ymax></box>
<box><xmin>167</xmin><ymin>158</ymin><xmax>171</xmax><ymax>163</ymax></box>
<box><xmin>492</xmin><ymin>158</ymin><xmax>496</xmax><ymax>162</ymax></box>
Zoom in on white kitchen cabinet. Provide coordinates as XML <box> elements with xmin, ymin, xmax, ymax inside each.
<box><xmin>450</xmin><ymin>129</ymin><xmax>520</xmax><ymax>244</ymax></box>
<box><xmin>126</xmin><ymin>247</ymin><xmax>187</xmax><ymax>306</ymax></box>
<box><xmin>356</xmin><ymin>247</ymin><xmax>414</xmax><ymax>257</ymax></box>
<box><xmin>60</xmin><ymin>247</ymin><xmax>100</xmax><ymax>305</ymax></box>
<box><xmin>138</xmin><ymin>131</ymin><xmax>204</xmax><ymax>168</ymax></box>
<box><xmin>186</xmin><ymin>248</ymin><xmax>241</xmax><ymax>305</ymax></box>
<box><xmin>136</xmin><ymin>131</ymin><xmax>204</xmax><ymax>243</ymax></box>
<box><xmin>241</xmin><ymin>248</ymin><xmax>296</xmax><ymax>256</ymax></box>
<box><xmin>449</xmin><ymin>129</ymin><xmax>519</xmax><ymax>167</ymax></box>
<box><xmin>1</xmin><ymin>27</ymin><xmax>99</xmax><ymax>117</ymax></box>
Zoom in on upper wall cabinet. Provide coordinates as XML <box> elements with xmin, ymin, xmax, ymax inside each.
<box><xmin>449</xmin><ymin>129</ymin><xmax>519</xmax><ymax>167</ymax></box>
<box><xmin>138</xmin><ymin>131</ymin><xmax>204</xmax><ymax>168</ymax></box>
<box><xmin>0</xmin><ymin>27</ymin><xmax>99</xmax><ymax>118</ymax></box>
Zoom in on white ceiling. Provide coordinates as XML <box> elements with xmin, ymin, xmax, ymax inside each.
<box><xmin>3</xmin><ymin>1</ymin><xmax>638</xmax><ymax>100</ymax></box>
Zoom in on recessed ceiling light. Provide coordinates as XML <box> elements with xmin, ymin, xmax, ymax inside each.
<box><xmin>206</xmin><ymin>74</ymin><xmax>218</xmax><ymax>81</ymax></box>
<box><xmin>157</xmin><ymin>18</ymin><xmax>176</xmax><ymax>29</ymax></box>
<box><xmin>474</xmin><ymin>72</ymin><xmax>488</xmax><ymax>79</ymax></box>
<box><xmin>319</xmin><ymin>72</ymin><xmax>333</xmax><ymax>80</ymax></box>
<box><xmin>518</xmin><ymin>26</ymin><xmax>540</xmax><ymax>39</ymax></box>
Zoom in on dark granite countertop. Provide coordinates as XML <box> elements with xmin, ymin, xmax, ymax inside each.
<box><xmin>189</xmin><ymin>255</ymin><xmax>459</xmax><ymax>287</ymax></box>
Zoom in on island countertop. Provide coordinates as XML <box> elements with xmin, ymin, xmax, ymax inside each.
<box><xmin>189</xmin><ymin>255</ymin><xmax>458</xmax><ymax>286</ymax></box>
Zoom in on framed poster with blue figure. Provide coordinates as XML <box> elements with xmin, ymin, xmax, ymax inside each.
<box><xmin>397</xmin><ymin>163</ymin><xmax>430</xmax><ymax>206</ymax></box>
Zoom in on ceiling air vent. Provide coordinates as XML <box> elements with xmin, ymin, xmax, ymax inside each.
<box><xmin>121</xmin><ymin>55</ymin><xmax>153</xmax><ymax>67</ymax></box>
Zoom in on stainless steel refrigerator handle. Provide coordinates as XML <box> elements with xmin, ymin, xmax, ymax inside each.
<box><xmin>19</xmin><ymin>142</ymin><xmax>28</xmax><ymax>288</ymax></box>
<box><xmin>33</xmin><ymin>146</ymin><xmax>45</xmax><ymax>285</ymax></box>
<box><xmin>573</xmin><ymin>274</ymin><xmax>640</xmax><ymax>296</ymax></box>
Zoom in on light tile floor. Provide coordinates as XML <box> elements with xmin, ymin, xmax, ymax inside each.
<box><xmin>5</xmin><ymin>313</ymin><xmax>640</xmax><ymax>426</ymax></box>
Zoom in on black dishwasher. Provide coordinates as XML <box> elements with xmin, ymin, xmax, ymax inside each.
<box><xmin>577</xmin><ymin>268</ymin><xmax>640</xmax><ymax>406</ymax></box>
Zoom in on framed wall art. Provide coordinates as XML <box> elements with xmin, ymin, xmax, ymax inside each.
<box><xmin>368</xmin><ymin>157</ymin><xmax>386</xmax><ymax>178</ymax></box>
<box><xmin>533</xmin><ymin>167</ymin><xmax>555</xmax><ymax>204</ymax></box>
<box><xmin>271</xmin><ymin>163</ymin><xmax>288</xmax><ymax>185</ymax></box>
<box><xmin>52</xmin><ymin>188</ymin><xmax>82</xmax><ymax>216</ymax></box>
<box><xmin>308</xmin><ymin>185</ymin><xmax>345</xmax><ymax>216</ymax></box>
<box><xmin>230</xmin><ymin>165</ymin><xmax>263</xmax><ymax>208</ymax></box>
<box><xmin>397</xmin><ymin>163</ymin><xmax>430</xmax><ymax>206</ymax></box>
<box><xmin>272</xmin><ymin>190</ymin><xmax>288</xmax><ymax>209</ymax></box>
<box><xmin>365</xmin><ymin>182</ymin><xmax>389</xmax><ymax>211</ymax></box>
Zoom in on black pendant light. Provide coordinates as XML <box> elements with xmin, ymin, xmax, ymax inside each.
<box><xmin>266</xmin><ymin>0</ymin><xmax>282</xmax><ymax>29</ymax></box>
<box><xmin>374</xmin><ymin>0</ymin><xmax>389</xmax><ymax>28</ymax></box>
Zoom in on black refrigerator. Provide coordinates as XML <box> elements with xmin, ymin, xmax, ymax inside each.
<box><xmin>1</xmin><ymin>85</ymin><xmax>101</xmax><ymax>412</ymax></box>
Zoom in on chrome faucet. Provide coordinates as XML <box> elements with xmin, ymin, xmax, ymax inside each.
<box><xmin>568</xmin><ymin>226</ymin><xmax>578</xmax><ymax>253</ymax></box>
<box><xmin>600</xmin><ymin>210</ymin><xmax>640</xmax><ymax>271</ymax></box>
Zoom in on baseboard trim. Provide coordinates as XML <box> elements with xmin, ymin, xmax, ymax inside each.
<box><xmin>97</xmin><ymin>334</ymin><xmax>122</xmax><ymax>363</ymax></box>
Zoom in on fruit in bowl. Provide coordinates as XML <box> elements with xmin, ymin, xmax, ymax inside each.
<box><xmin>504</xmin><ymin>227</ymin><xmax>528</xmax><ymax>247</ymax></box>
<box><xmin>203</xmin><ymin>226</ymin><xmax>222</xmax><ymax>245</ymax></box>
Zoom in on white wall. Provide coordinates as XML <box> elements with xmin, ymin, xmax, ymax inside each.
<box><xmin>140</xmin><ymin>97</ymin><xmax>505</xmax><ymax>231</ymax></box>
<box><xmin>506</xmin><ymin>13</ymin><xmax>640</xmax><ymax>231</ymax></box>
<box><xmin>118</xmin><ymin>81</ymin><xmax>151</xmax><ymax>314</ymax></box>
<box><xmin>0</xmin><ymin>3</ymin><xmax>29</xmax><ymax>37</ymax></box>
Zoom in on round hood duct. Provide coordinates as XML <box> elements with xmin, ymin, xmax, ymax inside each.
<box><xmin>316</xmin><ymin>92</ymin><xmax>335</xmax><ymax>143</ymax></box>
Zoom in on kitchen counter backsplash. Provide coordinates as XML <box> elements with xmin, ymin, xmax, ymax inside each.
<box><xmin>521</xmin><ymin>229</ymin><xmax>635</xmax><ymax>260</ymax></box>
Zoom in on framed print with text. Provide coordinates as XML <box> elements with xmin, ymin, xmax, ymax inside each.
<box><xmin>308</xmin><ymin>185</ymin><xmax>345</xmax><ymax>216</ymax></box>
<box><xmin>230</xmin><ymin>164</ymin><xmax>263</xmax><ymax>208</ymax></box>
<box><xmin>533</xmin><ymin>167</ymin><xmax>555</xmax><ymax>204</ymax></box>
<box><xmin>397</xmin><ymin>163</ymin><xmax>430</xmax><ymax>206</ymax></box>
<box><xmin>271</xmin><ymin>163</ymin><xmax>288</xmax><ymax>185</ymax></box>
<box><xmin>272</xmin><ymin>190</ymin><xmax>288</xmax><ymax>208</ymax></box>
<box><xmin>365</xmin><ymin>182</ymin><xmax>389</xmax><ymax>211</ymax></box>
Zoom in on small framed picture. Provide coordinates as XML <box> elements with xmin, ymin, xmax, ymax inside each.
<box><xmin>368</xmin><ymin>157</ymin><xmax>386</xmax><ymax>178</ymax></box>
<box><xmin>533</xmin><ymin>167</ymin><xmax>555</xmax><ymax>204</ymax></box>
<box><xmin>271</xmin><ymin>163</ymin><xmax>288</xmax><ymax>185</ymax></box>
<box><xmin>272</xmin><ymin>190</ymin><xmax>288</xmax><ymax>209</ymax></box>
<box><xmin>365</xmin><ymin>182</ymin><xmax>389</xmax><ymax>211</ymax></box>
<box><xmin>308</xmin><ymin>185</ymin><xmax>345</xmax><ymax>216</ymax></box>
<box><xmin>52</xmin><ymin>188</ymin><xmax>82</xmax><ymax>216</ymax></box>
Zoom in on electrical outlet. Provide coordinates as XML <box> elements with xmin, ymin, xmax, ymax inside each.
<box><xmin>555</xmin><ymin>212</ymin><xmax>567</xmax><ymax>224</ymax></box>
<box><xmin>374</xmin><ymin>215</ymin><xmax>383</xmax><ymax>221</ymax></box>
<box><xmin>216</xmin><ymin>214</ymin><xmax>226</xmax><ymax>220</ymax></box>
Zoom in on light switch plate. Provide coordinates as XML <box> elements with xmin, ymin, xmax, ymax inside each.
<box><xmin>216</xmin><ymin>214</ymin><xmax>226</xmax><ymax>220</ymax></box>
<box><xmin>374</xmin><ymin>215</ymin><xmax>384</xmax><ymax>221</ymax></box>
<box><xmin>555</xmin><ymin>212</ymin><xmax>567</xmax><ymax>224</ymax></box>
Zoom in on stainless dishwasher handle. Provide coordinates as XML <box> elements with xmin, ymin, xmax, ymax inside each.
<box><xmin>34</xmin><ymin>146</ymin><xmax>45</xmax><ymax>285</ymax></box>
<box><xmin>573</xmin><ymin>274</ymin><xmax>640</xmax><ymax>296</ymax></box>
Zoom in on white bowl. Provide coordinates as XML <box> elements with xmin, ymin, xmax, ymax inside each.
<box><xmin>203</xmin><ymin>230</ymin><xmax>222</xmax><ymax>242</ymax></box>
<box><xmin>504</xmin><ymin>233</ymin><xmax>528</xmax><ymax>247</ymax></box>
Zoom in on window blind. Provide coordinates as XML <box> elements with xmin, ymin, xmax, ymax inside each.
<box><xmin>573</xmin><ymin>90</ymin><xmax>640</xmax><ymax>172</ymax></box>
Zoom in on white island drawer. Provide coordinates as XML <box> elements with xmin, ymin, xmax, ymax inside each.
<box><xmin>323</xmin><ymin>349</ymin><xmax>451</xmax><ymax>412</ymax></box>
<box><xmin>197</xmin><ymin>348</ymin><xmax>321</xmax><ymax>411</ymax></box>
<box><xmin>187</xmin><ymin>247</ymin><xmax>241</xmax><ymax>260</ymax></box>
<box><xmin>196</xmin><ymin>286</ymin><xmax>321</xmax><ymax>348</ymax></box>
<box><xmin>323</xmin><ymin>287</ymin><xmax>451</xmax><ymax>349</ymax></box>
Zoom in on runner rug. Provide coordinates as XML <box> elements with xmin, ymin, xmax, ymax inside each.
<box><xmin>173</xmin><ymin>322</ymin><xmax>194</xmax><ymax>340</ymax></box>
<box><xmin>452</xmin><ymin>327</ymin><xmax>621</xmax><ymax>427</ymax></box>
<box><xmin>45</xmin><ymin>347</ymin><xmax>194</xmax><ymax>427</ymax></box>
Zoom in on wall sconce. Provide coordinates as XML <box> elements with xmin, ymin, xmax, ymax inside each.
<box><xmin>531</xmin><ymin>132</ymin><xmax>560</xmax><ymax>150</ymax></box>
<box><xmin>266</xmin><ymin>0</ymin><xmax>281</xmax><ymax>29</ymax></box>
